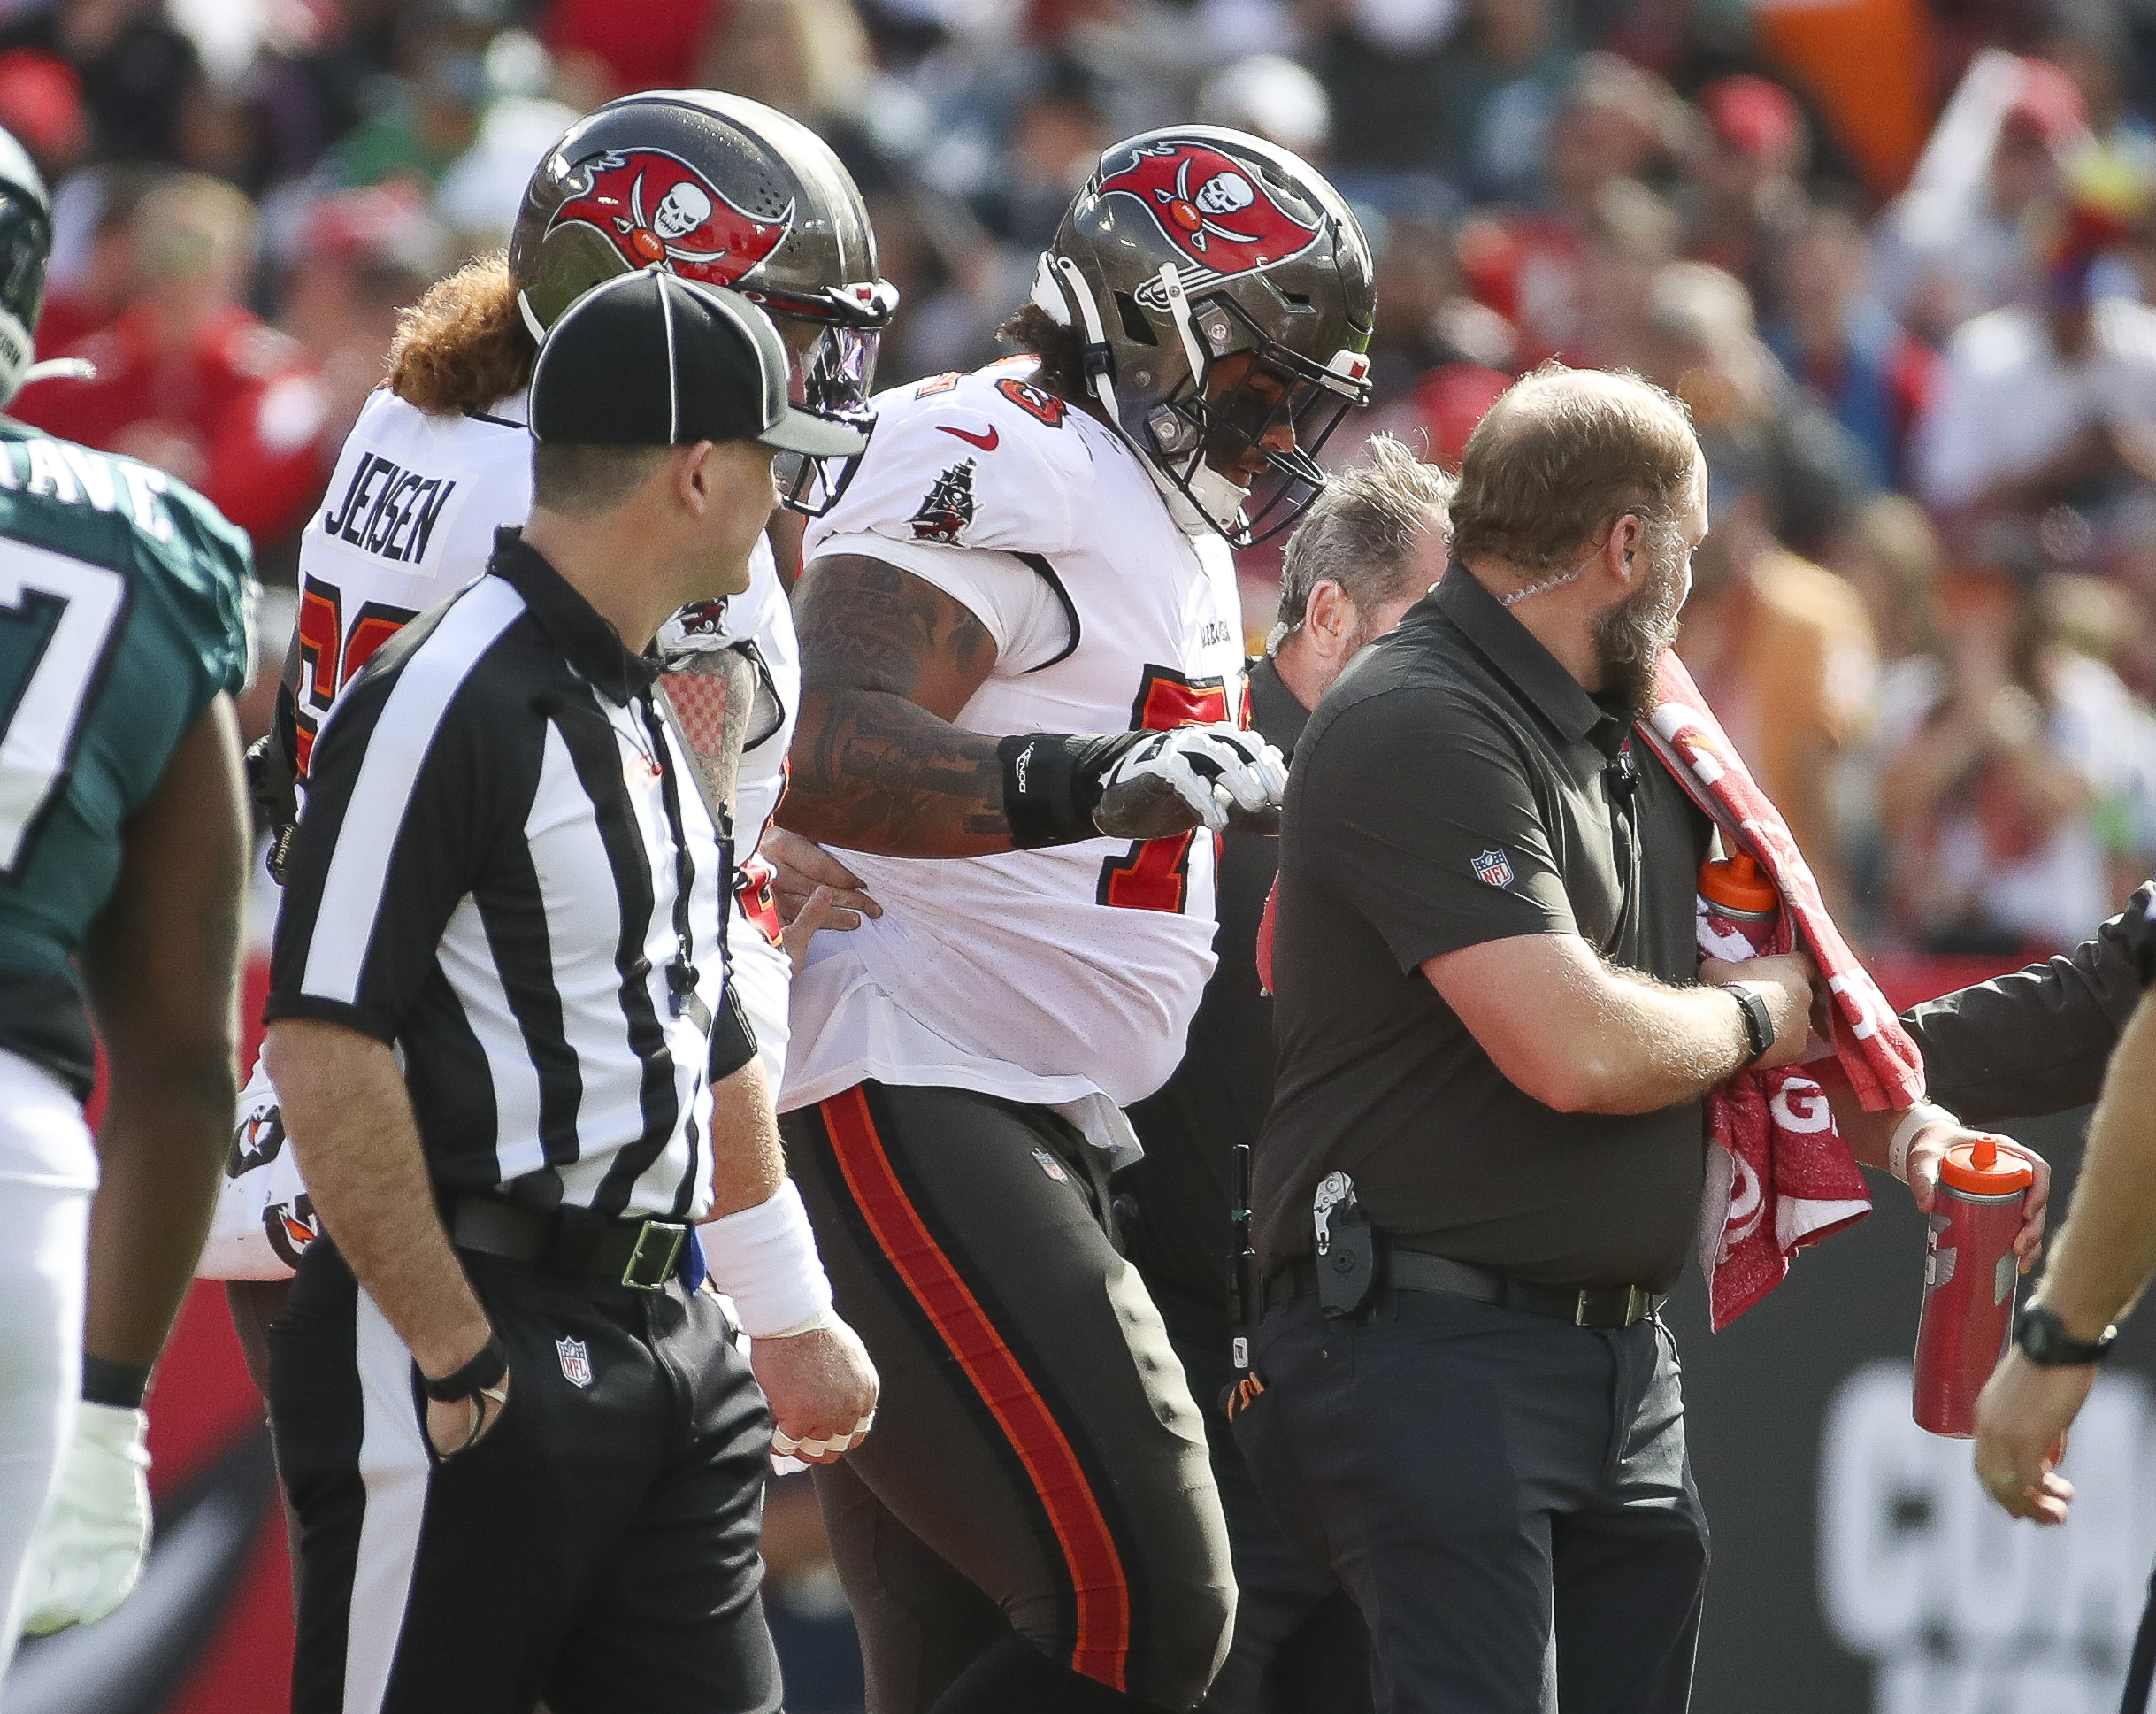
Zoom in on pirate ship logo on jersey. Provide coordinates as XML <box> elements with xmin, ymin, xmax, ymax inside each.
<box><xmin>909</xmin><ymin>459</ymin><xmax>978</xmax><ymax>544</ymax></box>
<box><xmin>548</xmin><ymin>150</ymin><xmax>793</xmax><ymax>287</ymax></box>
<box><xmin>1101</xmin><ymin>141</ymin><xmax>1322</xmax><ymax>307</ymax></box>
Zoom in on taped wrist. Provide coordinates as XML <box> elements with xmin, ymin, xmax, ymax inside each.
<box><xmin>702</xmin><ymin>1179</ymin><xmax>833</xmax><ymax>1338</ymax></box>
<box><xmin>81</xmin><ymin>1357</ymin><xmax>150</xmax><ymax>1410</ymax></box>
<box><xmin>998</xmin><ymin>730</ymin><xmax>1142</xmax><ymax>849</ymax></box>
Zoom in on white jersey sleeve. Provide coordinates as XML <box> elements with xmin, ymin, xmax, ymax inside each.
<box><xmin>807</xmin><ymin>364</ymin><xmax>1091</xmax><ymax>560</ymax></box>
<box><xmin>803</xmin><ymin>363</ymin><xmax>1097</xmax><ymax>677</ymax></box>
<box><xmin>809</xmin><ymin>533</ymin><xmax>1073</xmax><ymax>677</ymax></box>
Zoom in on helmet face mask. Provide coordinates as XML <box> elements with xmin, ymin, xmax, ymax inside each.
<box><xmin>0</xmin><ymin>127</ymin><xmax>51</xmax><ymax>410</ymax></box>
<box><xmin>1034</xmin><ymin>126</ymin><xmax>1375</xmax><ymax>546</ymax></box>
<box><xmin>774</xmin><ymin>319</ymin><xmax>882</xmax><ymax>515</ymax></box>
<box><xmin>1142</xmin><ymin>294</ymin><xmax>1364</xmax><ymax>546</ymax></box>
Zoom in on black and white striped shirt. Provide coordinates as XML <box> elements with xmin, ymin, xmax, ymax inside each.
<box><xmin>267</xmin><ymin>529</ymin><xmax>751</xmax><ymax>1222</ymax></box>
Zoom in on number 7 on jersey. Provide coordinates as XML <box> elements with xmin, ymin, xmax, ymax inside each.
<box><xmin>1097</xmin><ymin>665</ymin><xmax>1229</xmax><ymax>914</ymax></box>
<box><xmin>0</xmin><ymin>540</ymin><xmax>128</xmax><ymax>875</ymax></box>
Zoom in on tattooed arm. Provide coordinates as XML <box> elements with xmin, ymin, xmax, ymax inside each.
<box><xmin>780</xmin><ymin>553</ymin><xmax>1017</xmax><ymax>857</ymax></box>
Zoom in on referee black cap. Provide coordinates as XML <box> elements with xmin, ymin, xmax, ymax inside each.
<box><xmin>530</xmin><ymin>270</ymin><xmax>868</xmax><ymax>457</ymax></box>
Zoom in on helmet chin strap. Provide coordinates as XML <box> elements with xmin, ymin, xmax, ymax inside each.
<box><xmin>1036</xmin><ymin>250</ymin><xmax>1246</xmax><ymax>539</ymax></box>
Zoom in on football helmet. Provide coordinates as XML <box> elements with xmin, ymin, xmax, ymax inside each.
<box><xmin>0</xmin><ymin>127</ymin><xmax>50</xmax><ymax>407</ymax></box>
<box><xmin>509</xmin><ymin>90</ymin><xmax>895</xmax><ymax>511</ymax></box>
<box><xmin>1031</xmin><ymin>126</ymin><xmax>1375</xmax><ymax>544</ymax></box>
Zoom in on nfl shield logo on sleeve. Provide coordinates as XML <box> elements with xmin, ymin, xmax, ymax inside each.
<box><xmin>556</xmin><ymin>1336</ymin><xmax>593</xmax><ymax>1389</ymax></box>
<box><xmin>1471</xmin><ymin>849</ymin><xmax>1515</xmax><ymax>888</ymax></box>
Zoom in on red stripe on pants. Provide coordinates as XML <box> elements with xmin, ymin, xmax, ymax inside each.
<box><xmin>820</xmin><ymin>1086</ymin><xmax>1132</xmax><ymax>1690</ymax></box>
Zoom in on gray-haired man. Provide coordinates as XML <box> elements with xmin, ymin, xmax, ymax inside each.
<box><xmin>1123</xmin><ymin>434</ymin><xmax>1451</xmax><ymax>1712</ymax></box>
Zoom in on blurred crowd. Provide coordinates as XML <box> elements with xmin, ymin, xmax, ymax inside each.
<box><xmin>12</xmin><ymin>0</ymin><xmax>2156</xmax><ymax>970</ymax></box>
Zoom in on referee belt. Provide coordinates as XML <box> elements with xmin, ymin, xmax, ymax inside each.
<box><xmin>1263</xmin><ymin>1249</ymin><xmax>1665</xmax><ymax>1329</ymax></box>
<box><xmin>447</xmin><ymin>1195</ymin><xmax>688</xmax><ymax>1292</ymax></box>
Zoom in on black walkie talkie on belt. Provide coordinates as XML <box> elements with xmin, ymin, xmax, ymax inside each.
<box><xmin>1314</xmin><ymin>1171</ymin><xmax>1384</xmax><ymax>1318</ymax></box>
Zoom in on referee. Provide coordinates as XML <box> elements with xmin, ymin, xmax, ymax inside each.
<box><xmin>260</xmin><ymin>272</ymin><xmax>877</xmax><ymax>1714</ymax></box>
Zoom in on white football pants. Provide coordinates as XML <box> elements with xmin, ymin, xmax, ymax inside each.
<box><xmin>0</xmin><ymin>1049</ymin><xmax>95</xmax><ymax>1686</ymax></box>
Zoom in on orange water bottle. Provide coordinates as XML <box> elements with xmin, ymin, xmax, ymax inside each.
<box><xmin>1699</xmin><ymin>849</ymin><xmax>1780</xmax><ymax>956</ymax></box>
<box><xmin>1912</xmin><ymin>1135</ymin><xmax>2035</xmax><ymax>1436</ymax></box>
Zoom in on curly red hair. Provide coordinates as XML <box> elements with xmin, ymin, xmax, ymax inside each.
<box><xmin>385</xmin><ymin>251</ymin><xmax>535</xmax><ymax>418</ymax></box>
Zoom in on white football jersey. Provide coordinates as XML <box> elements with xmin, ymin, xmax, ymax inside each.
<box><xmin>784</xmin><ymin>359</ymin><xmax>1247</xmax><ymax>1139</ymax></box>
<box><xmin>201</xmin><ymin>386</ymin><xmax>801</xmax><ymax>1279</ymax></box>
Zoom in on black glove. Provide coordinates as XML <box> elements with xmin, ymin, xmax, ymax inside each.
<box><xmin>246</xmin><ymin>683</ymin><xmax>302</xmax><ymax>882</ymax></box>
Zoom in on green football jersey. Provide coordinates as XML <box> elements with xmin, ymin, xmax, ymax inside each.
<box><xmin>0</xmin><ymin>419</ymin><xmax>255</xmax><ymax>1091</ymax></box>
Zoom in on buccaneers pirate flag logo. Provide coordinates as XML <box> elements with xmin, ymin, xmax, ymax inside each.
<box><xmin>1101</xmin><ymin>141</ymin><xmax>1322</xmax><ymax>297</ymax></box>
<box><xmin>548</xmin><ymin>149</ymin><xmax>793</xmax><ymax>286</ymax></box>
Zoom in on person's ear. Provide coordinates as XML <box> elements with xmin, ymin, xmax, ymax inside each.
<box><xmin>1307</xmin><ymin>579</ymin><xmax>1351</xmax><ymax>650</ymax></box>
<box><xmin>1609</xmin><ymin>513</ymin><xmax>1644</xmax><ymax>584</ymax></box>
<box><xmin>676</xmin><ymin>441</ymin><xmax>717</xmax><ymax>517</ymax></box>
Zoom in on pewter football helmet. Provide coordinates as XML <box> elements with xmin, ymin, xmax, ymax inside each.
<box><xmin>509</xmin><ymin>90</ymin><xmax>895</xmax><ymax>511</ymax></box>
<box><xmin>1032</xmin><ymin>126</ymin><xmax>1375</xmax><ymax>544</ymax></box>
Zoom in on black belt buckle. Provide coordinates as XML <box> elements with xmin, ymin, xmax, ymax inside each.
<box><xmin>1575</xmin><ymin>1285</ymin><xmax>1656</xmax><ymax>1327</ymax></box>
<box><xmin>622</xmin><ymin>1220</ymin><xmax>687</xmax><ymax>1290</ymax></box>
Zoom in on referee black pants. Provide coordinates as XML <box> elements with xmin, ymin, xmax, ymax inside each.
<box><xmin>265</xmin><ymin>1240</ymin><xmax>780</xmax><ymax>1714</ymax></box>
<box><xmin>1232</xmin><ymin>1289</ymin><xmax>1707</xmax><ymax>1714</ymax></box>
<box><xmin>784</xmin><ymin>1081</ymin><xmax>1236</xmax><ymax>1713</ymax></box>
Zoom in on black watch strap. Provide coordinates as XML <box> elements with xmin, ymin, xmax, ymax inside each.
<box><xmin>421</xmin><ymin>1334</ymin><xmax>509</xmax><ymax>1402</ymax></box>
<box><xmin>1721</xmin><ymin>981</ymin><xmax>1773</xmax><ymax>1064</ymax></box>
<box><xmin>2014</xmin><ymin>1305</ymin><xmax>2119</xmax><ymax>1367</ymax></box>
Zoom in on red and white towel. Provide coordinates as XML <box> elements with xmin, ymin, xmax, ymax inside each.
<box><xmin>1639</xmin><ymin>654</ymin><xmax>1924</xmax><ymax>1329</ymax></box>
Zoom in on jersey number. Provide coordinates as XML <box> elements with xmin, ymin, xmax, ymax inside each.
<box><xmin>0</xmin><ymin>542</ymin><xmax>127</xmax><ymax>877</ymax></box>
<box><xmin>1096</xmin><ymin>665</ymin><xmax>1227</xmax><ymax>914</ymax></box>
<box><xmin>295</xmin><ymin>575</ymin><xmax>417</xmax><ymax>772</ymax></box>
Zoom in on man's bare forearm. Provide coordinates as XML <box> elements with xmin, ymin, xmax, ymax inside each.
<box><xmin>78</xmin><ymin>696</ymin><xmax>248</xmax><ymax>1370</ymax></box>
<box><xmin>783</xmin><ymin>688</ymin><xmax>1013</xmax><ymax>856</ymax></box>
<box><xmin>785</xmin><ymin>552</ymin><xmax>1012</xmax><ymax>857</ymax></box>
<box><xmin>2025</xmin><ymin>992</ymin><xmax>2156</xmax><ymax>1338</ymax></box>
<box><xmin>706</xmin><ymin>1057</ymin><xmax>787</xmax><ymax>1218</ymax></box>
<box><xmin>1427</xmin><ymin>934</ymin><xmax>1760</xmax><ymax>1115</ymax></box>
<box><xmin>265</xmin><ymin>1018</ymin><xmax>491</xmax><ymax>1376</ymax></box>
<box><xmin>1569</xmin><ymin>968</ymin><xmax>1753</xmax><ymax>1113</ymax></box>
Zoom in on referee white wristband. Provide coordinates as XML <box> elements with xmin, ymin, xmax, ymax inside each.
<box><xmin>702</xmin><ymin>1180</ymin><xmax>833</xmax><ymax>1339</ymax></box>
<box><xmin>1889</xmin><ymin>1102</ymin><xmax>1958</xmax><ymax>1183</ymax></box>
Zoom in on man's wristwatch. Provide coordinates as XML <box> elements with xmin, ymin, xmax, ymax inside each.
<box><xmin>1721</xmin><ymin>981</ymin><xmax>1774</xmax><ymax>1065</ymax></box>
<box><xmin>2014</xmin><ymin>1304</ymin><xmax>2119</xmax><ymax>1367</ymax></box>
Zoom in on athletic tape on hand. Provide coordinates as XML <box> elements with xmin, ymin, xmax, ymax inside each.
<box><xmin>772</xmin><ymin>1411</ymin><xmax>877</xmax><ymax>1461</ymax></box>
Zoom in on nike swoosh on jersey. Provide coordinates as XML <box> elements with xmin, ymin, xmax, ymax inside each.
<box><xmin>937</xmin><ymin>424</ymin><xmax>1000</xmax><ymax>451</ymax></box>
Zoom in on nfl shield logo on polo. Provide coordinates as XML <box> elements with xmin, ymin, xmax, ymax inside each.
<box><xmin>556</xmin><ymin>1336</ymin><xmax>593</xmax><ymax>1389</ymax></box>
<box><xmin>1471</xmin><ymin>849</ymin><xmax>1515</xmax><ymax>888</ymax></box>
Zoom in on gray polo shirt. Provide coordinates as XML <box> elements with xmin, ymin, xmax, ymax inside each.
<box><xmin>1252</xmin><ymin>565</ymin><xmax>1712</xmax><ymax>1291</ymax></box>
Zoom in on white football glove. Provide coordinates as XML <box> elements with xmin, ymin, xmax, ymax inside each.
<box><xmin>19</xmin><ymin>1403</ymin><xmax>151</xmax><ymax>1637</ymax></box>
<box><xmin>1093</xmin><ymin>724</ymin><xmax>1288</xmax><ymax>837</ymax></box>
